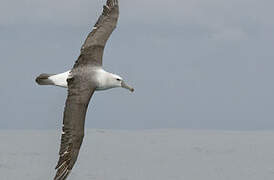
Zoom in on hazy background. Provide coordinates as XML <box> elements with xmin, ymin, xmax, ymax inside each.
<box><xmin>0</xmin><ymin>0</ymin><xmax>273</xmax><ymax>130</ymax></box>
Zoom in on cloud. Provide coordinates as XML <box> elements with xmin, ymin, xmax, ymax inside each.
<box><xmin>1</xmin><ymin>0</ymin><xmax>274</xmax><ymax>130</ymax></box>
<box><xmin>209</xmin><ymin>27</ymin><xmax>247</xmax><ymax>41</ymax></box>
<box><xmin>1</xmin><ymin>0</ymin><xmax>273</xmax><ymax>43</ymax></box>
<box><xmin>0</xmin><ymin>0</ymin><xmax>99</xmax><ymax>25</ymax></box>
<box><xmin>1</xmin><ymin>0</ymin><xmax>273</xmax><ymax>26</ymax></box>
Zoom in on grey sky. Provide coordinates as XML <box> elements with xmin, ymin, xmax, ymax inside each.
<box><xmin>0</xmin><ymin>0</ymin><xmax>273</xmax><ymax>130</ymax></box>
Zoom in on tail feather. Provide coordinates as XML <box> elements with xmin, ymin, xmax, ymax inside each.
<box><xmin>35</xmin><ymin>73</ymin><xmax>55</xmax><ymax>85</ymax></box>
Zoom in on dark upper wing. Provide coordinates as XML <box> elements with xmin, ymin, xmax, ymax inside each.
<box><xmin>54</xmin><ymin>75</ymin><xmax>95</xmax><ymax>180</ymax></box>
<box><xmin>74</xmin><ymin>0</ymin><xmax>119</xmax><ymax>68</ymax></box>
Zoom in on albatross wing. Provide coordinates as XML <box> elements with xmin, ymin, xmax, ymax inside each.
<box><xmin>74</xmin><ymin>0</ymin><xmax>119</xmax><ymax>68</ymax></box>
<box><xmin>54</xmin><ymin>1</ymin><xmax>120</xmax><ymax>179</ymax></box>
<box><xmin>54</xmin><ymin>76</ymin><xmax>95</xmax><ymax>180</ymax></box>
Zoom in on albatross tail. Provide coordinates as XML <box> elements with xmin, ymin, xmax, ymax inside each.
<box><xmin>35</xmin><ymin>73</ymin><xmax>55</xmax><ymax>85</ymax></box>
<box><xmin>35</xmin><ymin>71</ymin><xmax>70</xmax><ymax>88</ymax></box>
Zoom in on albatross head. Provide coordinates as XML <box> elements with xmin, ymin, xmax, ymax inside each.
<box><xmin>111</xmin><ymin>74</ymin><xmax>134</xmax><ymax>92</ymax></box>
<box><xmin>96</xmin><ymin>69</ymin><xmax>134</xmax><ymax>92</ymax></box>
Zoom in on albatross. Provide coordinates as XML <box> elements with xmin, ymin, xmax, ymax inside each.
<box><xmin>35</xmin><ymin>0</ymin><xmax>134</xmax><ymax>179</ymax></box>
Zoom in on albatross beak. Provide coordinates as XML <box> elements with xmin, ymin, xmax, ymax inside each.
<box><xmin>121</xmin><ymin>81</ymin><xmax>134</xmax><ymax>92</ymax></box>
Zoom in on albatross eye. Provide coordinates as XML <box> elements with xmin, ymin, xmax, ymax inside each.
<box><xmin>116</xmin><ymin>78</ymin><xmax>121</xmax><ymax>81</ymax></box>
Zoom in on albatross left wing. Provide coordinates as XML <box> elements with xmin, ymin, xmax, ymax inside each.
<box><xmin>54</xmin><ymin>76</ymin><xmax>95</xmax><ymax>180</ymax></box>
<box><xmin>74</xmin><ymin>0</ymin><xmax>119</xmax><ymax>68</ymax></box>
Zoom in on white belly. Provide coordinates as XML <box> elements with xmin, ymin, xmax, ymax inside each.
<box><xmin>48</xmin><ymin>71</ymin><xmax>70</xmax><ymax>88</ymax></box>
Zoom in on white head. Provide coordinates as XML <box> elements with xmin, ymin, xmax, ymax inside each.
<box><xmin>109</xmin><ymin>74</ymin><xmax>134</xmax><ymax>92</ymax></box>
<box><xmin>97</xmin><ymin>71</ymin><xmax>134</xmax><ymax>92</ymax></box>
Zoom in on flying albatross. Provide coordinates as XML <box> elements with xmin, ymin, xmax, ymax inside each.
<box><xmin>35</xmin><ymin>0</ymin><xmax>134</xmax><ymax>179</ymax></box>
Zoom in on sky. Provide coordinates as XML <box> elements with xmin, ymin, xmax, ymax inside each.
<box><xmin>0</xmin><ymin>0</ymin><xmax>274</xmax><ymax>130</ymax></box>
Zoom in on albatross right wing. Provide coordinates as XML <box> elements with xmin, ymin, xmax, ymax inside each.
<box><xmin>54</xmin><ymin>75</ymin><xmax>95</xmax><ymax>180</ymax></box>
